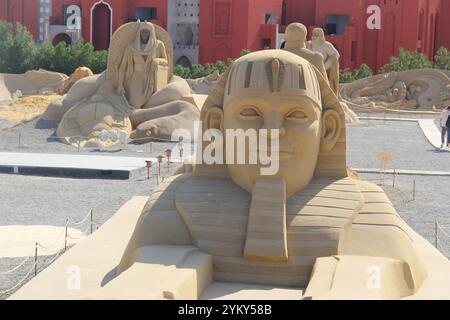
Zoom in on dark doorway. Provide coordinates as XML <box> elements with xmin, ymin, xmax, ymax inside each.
<box><xmin>52</xmin><ymin>33</ymin><xmax>72</xmax><ymax>46</ymax></box>
<box><xmin>176</xmin><ymin>56</ymin><xmax>192</xmax><ymax>68</ymax></box>
<box><xmin>92</xmin><ymin>3</ymin><xmax>111</xmax><ymax>50</ymax></box>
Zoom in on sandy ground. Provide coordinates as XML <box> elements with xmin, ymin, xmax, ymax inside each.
<box><xmin>0</xmin><ymin>226</ymin><xmax>85</xmax><ymax>258</ymax></box>
<box><xmin>0</xmin><ymin>94</ymin><xmax>60</xmax><ymax>125</ymax></box>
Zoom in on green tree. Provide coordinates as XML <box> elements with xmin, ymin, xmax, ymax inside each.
<box><xmin>353</xmin><ymin>63</ymin><xmax>373</xmax><ymax>80</ymax></box>
<box><xmin>0</xmin><ymin>21</ymin><xmax>36</xmax><ymax>73</ymax></box>
<box><xmin>434</xmin><ymin>46</ymin><xmax>450</xmax><ymax>70</ymax></box>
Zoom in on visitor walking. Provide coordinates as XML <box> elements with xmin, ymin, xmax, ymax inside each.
<box><xmin>440</xmin><ymin>105</ymin><xmax>450</xmax><ymax>150</ymax></box>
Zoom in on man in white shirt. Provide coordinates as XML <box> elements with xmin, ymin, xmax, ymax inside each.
<box><xmin>440</xmin><ymin>106</ymin><xmax>450</xmax><ymax>149</ymax></box>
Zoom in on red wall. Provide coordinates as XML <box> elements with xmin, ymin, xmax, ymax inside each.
<box><xmin>0</xmin><ymin>0</ymin><xmax>38</xmax><ymax>38</ymax></box>
<box><xmin>199</xmin><ymin>0</ymin><xmax>282</xmax><ymax>64</ymax></box>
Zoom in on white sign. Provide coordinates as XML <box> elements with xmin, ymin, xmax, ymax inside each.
<box><xmin>66</xmin><ymin>5</ymin><xmax>82</xmax><ymax>30</ymax></box>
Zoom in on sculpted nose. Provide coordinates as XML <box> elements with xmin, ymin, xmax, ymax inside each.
<box><xmin>261</xmin><ymin>112</ymin><xmax>286</xmax><ymax>138</ymax></box>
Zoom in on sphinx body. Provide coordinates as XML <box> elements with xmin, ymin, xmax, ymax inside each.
<box><xmin>42</xmin><ymin>22</ymin><xmax>201</xmax><ymax>147</ymax></box>
<box><xmin>83</xmin><ymin>50</ymin><xmax>450</xmax><ymax>300</ymax></box>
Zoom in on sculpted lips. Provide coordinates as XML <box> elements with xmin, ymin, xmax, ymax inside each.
<box><xmin>249</xmin><ymin>142</ymin><xmax>294</xmax><ymax>161</ymax></box>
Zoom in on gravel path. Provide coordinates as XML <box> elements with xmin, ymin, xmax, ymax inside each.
<box><xmin>0</xmin><ymin>119</ymin><xmax>186</xmax><ymax>158</ymax></box>
<box><xmin>347</xmin><ymin>119</ymin><xmax>450</xmax><ymax>172</ymax></box>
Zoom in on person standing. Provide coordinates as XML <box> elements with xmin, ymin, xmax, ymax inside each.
<box><xmin>441</xmin><ymin>106</ymin><xmax>450</xmax><ymax>150</ymax></box>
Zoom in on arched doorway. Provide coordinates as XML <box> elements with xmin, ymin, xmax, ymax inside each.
<box><xmin>52</xmin><ymin>33</ymin><xmax>72</xmax><ymax>46</ymax></box>
<box><xmin>91</xmin><ymin>1</ymin><xmax>112</xmax><ymax>51</ymax></box>
<box><xmin>176</xmin><ymin>56</ymin><xmax>192</xmax><ymax>68</ymax></box>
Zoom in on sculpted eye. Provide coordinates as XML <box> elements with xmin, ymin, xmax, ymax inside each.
<box><xmin>286</xmin><ymin>109</ymin><xmax>307</xmax><ymax>122</ymax></box>
<box><xmin>239</xmin><ymin>107</ymin><xmax>261</xmax><ymax>119</ymax></box>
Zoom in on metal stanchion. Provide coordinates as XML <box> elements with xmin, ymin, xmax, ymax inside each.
<box><xmin>146</xmin><ymin>160</ymin><xmax>153</xmax><ymax>180</ymax></box>
<box><xmin>90</xmin><ymin>209</ymin><xmax>94</xmax><ymax>235</ymax></box>
<box><xmin>64</xmin><ymin>219</ymin><xmax>69</xmax><ymax>251</ymax></box>
<box><xmin>435</xmin><ymin>219</ymin><xmax>438</xmax><ymax>248</ymax></box>
<box><xmin>412</xmin><ymin>180</ymin><xmax>416</xmax><ymax>201</ymax></box>
<box><xmin>34</xmin><ymin>242</ymin><xmax>38</xmax><ymax>276</ymax></box>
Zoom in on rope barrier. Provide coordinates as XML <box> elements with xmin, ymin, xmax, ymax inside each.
<box><xmin>36</xmin><ymin>220</ymin><xmax>69</xmax><ymax>250</ymax></box>
<box><xmin>0</xmin><ymin>263</ymin><xmax>36</xmax><ymax>295</ymax></box>
<box><xmin>0</xmin><ymin>252</ymin><xmax>33</xmax><ymax>276</ymax></box>
<box><xmin>68</xmin><ymin>209</ymin><xmax>92</xmax><ymax>227</ymax></box>
<box><xmin>437</xmin><ymin>222</ymin><xmax>450</xmax><ymax>239</ymax></box>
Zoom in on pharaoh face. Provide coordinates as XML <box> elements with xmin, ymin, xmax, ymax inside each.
<box><xmin>224</xmin><ymin>93</ymin><xmax>322</xmax><ymax>196</ymax></box>
<box><xmin>216</xmin><ymin>51</ymin><xmax>330</xmax><ymax>197</ymax></box>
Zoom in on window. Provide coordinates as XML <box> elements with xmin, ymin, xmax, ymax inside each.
<box><xmin>135</xmin><ymin>7</ymin><xmax>157</xmax><ymax>21</ymax></box>
<box><xmin>265</xmin><ymin>12</ymin><xmax>277</xmax><ymax>24</ymax></box>
<box><xmin>325</xmin><ymin>15</ymin><xmax>349</xmax><ymax>36</ymax></box>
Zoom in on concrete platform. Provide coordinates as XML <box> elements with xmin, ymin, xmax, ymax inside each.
<box><xmin>0</xmin><ymin>152</ymin><xmax>158</xmax><ymax>180</ymax></box>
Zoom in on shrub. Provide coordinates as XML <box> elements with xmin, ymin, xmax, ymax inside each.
<box><xmin>0</xmin><ymin>21</ymin><xmax>36</xmax><ymax>73</ymax></box>
<box><xmin>380</xmin><ymin>48</ymin><xmax>433</xmax><ymax>73</ymax></box>
<box><xmin>339</xmin><ymin>68</ymin><xmax>355</xmax><ymax>83</ymax></box>
<box><xmin>353</xmin><ymin>63</ymin><xmax>373</xmax><ymax>80</ymax></box>
<box><xmin>434</xmin><ymin>46</ymin><xmax>450</xmax><ymax>70</ymax></box>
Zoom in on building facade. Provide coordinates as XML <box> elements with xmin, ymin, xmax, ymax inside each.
<box><xmin>1</xmin><ymin>0</ymin><xmax>449</xmax><ymax>71</ymax></box>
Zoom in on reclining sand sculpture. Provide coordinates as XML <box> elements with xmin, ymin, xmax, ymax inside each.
<box><xmin>0</xmin><ymin>69</ymin><xmax>67</xmax><ymax>104</ymax></box>
<box><xmin>42</xmin><ymin>22</ymin><xmax>201</xmax><ymax>147</ymax></box>
<box><xmin>64</xmin><ymin>50</ymin><xmax>449</xmax><ymax>300</ymax></box>
<box><xmin>341</xmin><ymin>69</ymin><xmax>450</xmax><ymax>112</ymax></box>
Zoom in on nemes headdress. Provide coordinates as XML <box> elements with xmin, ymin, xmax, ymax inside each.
<box><xmin>223</xmin><ymin>50</ymin><xmax>322</xmax><ymax>107</ymax></box>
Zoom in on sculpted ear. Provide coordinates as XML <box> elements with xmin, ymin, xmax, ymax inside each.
<box><xmin>320</xmin><ymin>109</ymin><xmax>342</xmax><ymax>153</ymax></box>
<box><xmin>203</xmin><ymin>106</ymin><xmax>224</xmax><ymax>132</ymax></box>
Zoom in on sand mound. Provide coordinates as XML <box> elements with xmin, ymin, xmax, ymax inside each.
<box><xmin>0</xmin><ymin>69</ymin><xmax>67</xmax><ymax>104</ymax></box>
<box><xmin>0</xmin><ymin>94</ymin><xmax>61</xmax><ymax>123</ymax></box>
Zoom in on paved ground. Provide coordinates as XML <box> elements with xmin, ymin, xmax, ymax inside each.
<box><xmin>0</xmin><ymin>152</ymin><xmax>162</xmax><ymax>180</ymax></box>
<box><xmin>346</xmin><ymin>118</ymin><xmax>450</xmax><ymax>172</ymax></box>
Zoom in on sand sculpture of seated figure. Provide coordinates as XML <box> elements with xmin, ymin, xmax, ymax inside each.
<box><xmin>116</xmin><ymin>23</ymin><xmax>168</xmax><ymax>108</ymax></box>
<box><xmin>309</xmin><ymin>28</ymin><xmax>340</xmax><ymax>96</ymax></box>
<box><xmin>89</xmin><ymin>50</ymin><xmax>427</xmax><ymax>300</ymax></box>
<box><xmin>49</xmin><ymin>22</ymin><xmax>199</xmax><ymax>147</ymax></box>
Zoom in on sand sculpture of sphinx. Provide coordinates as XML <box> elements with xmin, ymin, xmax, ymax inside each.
<box><xmin>44</xmin><ymin>22</ymin><xmax>200</xmax><ymax>147</ymax></box>
<box><xmin>84</xmin><ymin>50</ymin><xmax>450</xmax><ymax>300</ymax></box>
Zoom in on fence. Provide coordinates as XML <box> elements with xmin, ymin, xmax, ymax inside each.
<box><xmin>0</xmin><ymin>208</ymin><xmax>99</xmax><ymax>298</ymax></box>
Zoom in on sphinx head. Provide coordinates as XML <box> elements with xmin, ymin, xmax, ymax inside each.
<box><xmin>202</xmin><ymin>50</ymin><xmax>346</xmax><ymax>197</ymax></box>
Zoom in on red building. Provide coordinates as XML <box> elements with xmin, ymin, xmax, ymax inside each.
<box><xmin>285</xmin><ymin>0</ymin><xmax>450</xmax><ymax>71</ymax></box>
<box><xmin>199</xmin><ymin>0</ymin><xmax>283</xmax><ymax>63</ymax></box>
<box><xmin>1</xmin><ymin>0</ymin><xmax>450</xmax><ymax>72</ymax></box>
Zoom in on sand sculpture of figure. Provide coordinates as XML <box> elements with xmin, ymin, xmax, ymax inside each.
<box><xmin>282</xmin><ymin>23</ymin><xmax>357</xmax><ymax>123</ymax></box>
<box><xmin>283</xmin><ymin>23</ymin><xmax>328</xmax><ymax>81</ymax></box>
<box><xmin>341</xmin><ymin>69</ymin><xmax>450</xmax><ymax>111</ymax></box>
<box><xmin>116</xmin><ymin>23</ymin><xmax>168</xmax><ymax>108</ymax></box>
<box><xmin>309</xmin><ymin>28</ymin><xmax>340</xmax><ymax>95</ymax></box>
<box><xmin>84</xmin><ymin>50</ymin><xmax>450</xmax><ymax>300</ymax></box>
<box><xmin>42</xmin><ymin>22</ymin><xmax>201</xmax><ymax>147</ymax></box>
